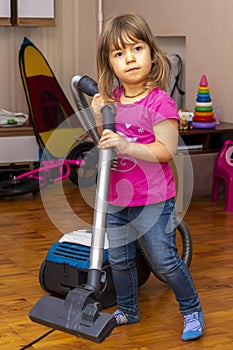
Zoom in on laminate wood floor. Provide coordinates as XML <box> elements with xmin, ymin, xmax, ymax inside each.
<box><xmin>0</xmin><ymin>180</ymin><xmax>232</xmax><ymax>349</ymax></box>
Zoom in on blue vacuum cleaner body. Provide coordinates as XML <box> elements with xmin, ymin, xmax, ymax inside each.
<box><xmin>39</xmin><ymin>230</ymin><xmax>116</xmax><ymax>309</ymax></box>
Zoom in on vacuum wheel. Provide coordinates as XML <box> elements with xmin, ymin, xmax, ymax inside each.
<box><xmin>39</xmin><ymin>260</ymin><xmax>53</xmax><ymax>294</ymax></box>
<box><xmin>67</xmin><ymin>142</ymin><xmax>98</xmax><ymax>187</ymax></box>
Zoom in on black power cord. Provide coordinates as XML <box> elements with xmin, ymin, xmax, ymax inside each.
<box><xmin>19</xmin><ymin>329</ymin><xmax>55</xmax><ymax>349</ymax></box>
<box><xmin>170</xmin><ymin>54</ymin><xmax>185</xmax><ymax>98</ymax></box>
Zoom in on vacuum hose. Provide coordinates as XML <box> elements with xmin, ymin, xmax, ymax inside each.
<box><xmin>71</xmin><ymin>75</ymin><xmax>100</xmax><ymax>144</ymax></box>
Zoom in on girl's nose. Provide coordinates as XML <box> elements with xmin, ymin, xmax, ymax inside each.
<box><xmin>125</xmin><ymin>52</ymin><xmax>136</xmax><ymax>64</ymax></box>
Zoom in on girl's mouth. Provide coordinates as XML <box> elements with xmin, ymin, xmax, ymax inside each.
<box><xmin>127</xmin><ymin>67</ymin><xmax>139</xmax><ymax>72</ymax></box>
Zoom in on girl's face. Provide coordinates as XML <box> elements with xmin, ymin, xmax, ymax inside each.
<box><xmin>109</xmin><ymin>38</ymin><xmax>153</xmax><ymax>87</ymax></box>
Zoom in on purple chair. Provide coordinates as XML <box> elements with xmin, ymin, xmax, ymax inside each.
<box><xmin>211</xmin><ymin>139</ymin><xmax>233</xmax><ymax>212</ymax></box>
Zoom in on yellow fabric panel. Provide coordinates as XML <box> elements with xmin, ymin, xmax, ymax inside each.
<box><xmin>24</xmin><ymin>46</ymin><xmax>53</xmax><ymax>78</ymax></box>
<box><xmin>40</xmin><ymin>128</ymin><xmax>84</xmax><ymax>158</ymax></box>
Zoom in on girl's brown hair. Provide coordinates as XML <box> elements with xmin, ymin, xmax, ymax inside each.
<box><xmin>96</xmin><ymin>13</ymin><xmax>171</xmax><ymax>102</ymax></box>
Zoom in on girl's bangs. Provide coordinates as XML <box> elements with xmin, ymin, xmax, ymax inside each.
<box><xmin>109</xmin><ymin>27</ymin><xmax>143</xmax><ymax>50</ymax></box>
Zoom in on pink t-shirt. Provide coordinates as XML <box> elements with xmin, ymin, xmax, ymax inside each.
<box><xmin>108</xmin><ymin>87</ymin><xmax>180</xmax><ymax>207</ymax></box>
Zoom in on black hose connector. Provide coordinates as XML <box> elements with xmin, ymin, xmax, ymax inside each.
<box><xmin>77</xmin><ymin>75</ymin><xmax>116</xmax><ymax>132</ymax></box>
<box><xmin>78</xmin><ymin>75</ymin><xmax>98</xmax><ymax>96</ymax></box>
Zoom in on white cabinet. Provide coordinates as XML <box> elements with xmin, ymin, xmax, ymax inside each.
<box><xmin>17</xmin><ymin>0</ymin><xmax>54</xmax><ymax>18</ymax></box>
<box><xmin>14</xmin><ymin>0</ymin><xmax>55</xmax><ymax>26</ymax></box>
<box><xmin>0</xmin><ymin>0</ymin><xmax>55</xmax><ymax>26</ymax></box>
<box><xmin>0</xmin><ymin>0</ymin><xmax>11</xmax><ymax>26</ymax></box>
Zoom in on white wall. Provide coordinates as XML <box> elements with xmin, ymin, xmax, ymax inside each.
<box><xmin>103</xmin><ymin>0</ymin><xmax>233</xmax><ymax>123</ymax></box>
<box><xmin>1</xmin><ymin>0</ymin><xmax>233</xmax><ymax>125</ymax></box>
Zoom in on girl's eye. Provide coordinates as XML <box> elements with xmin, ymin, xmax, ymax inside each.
<box><xmin>134</xmin><ymin>46</ymin><xmax>142</xmax><ymax>52</ymax></box>
<box><xmin>114</xmin><ymin>51</ymin><xmax>123</xmax><ymax>58</ymax></box>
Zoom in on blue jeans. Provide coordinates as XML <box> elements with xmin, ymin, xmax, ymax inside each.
<box><xmin>107</xmin><ymin>198</ymin><xmax>202</xmax><ymax>318</ymax></box>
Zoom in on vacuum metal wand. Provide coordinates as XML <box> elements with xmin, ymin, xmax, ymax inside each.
<box><xmin>75</xmin><ymin>75</ymin><xmax>116</xmax><ymax>292</ymax></box>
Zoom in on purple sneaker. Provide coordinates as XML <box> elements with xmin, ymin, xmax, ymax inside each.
<box><xmin>182</xmin><ymin>311</ymin><xmax>204</xmax><ymax>341</ymax></box>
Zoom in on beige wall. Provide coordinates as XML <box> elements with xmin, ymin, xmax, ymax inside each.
<box><xmin>1</xmin><ymin>0</ymin><xmax>233</xmax><ymax>125</ymax></box>
<box><xmin>103</xmin><ymin>0</ymin><xmax>233</xmax><ymax>123</ymax></box>
<box><xmin>0</xmin><ymin>0</ymin><xmax>98</xmax><ymax>114</ymax></box>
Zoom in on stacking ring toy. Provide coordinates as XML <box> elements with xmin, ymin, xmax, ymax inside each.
<box><xmin>197</xmin><ymin>93</ymin><xmax>210</xmax><ymax>98</ymax></box>
<box><xmin>193</xmin><ymin>116</ymin><xmax>215</xmax><ymax>122</ymax></box>
<box><xmin>195</xmin><ymin>106</ymin><xmax>213</xmax><ymax>112</ymax></box>
<box><xmin>198</xmin><ymin>86</ymin><xmax>209</xmax><ymax>90</ymax></box>
<box><xmin>196</xmin><ymin>94</ymin><xmax>211</xmax><ymax>102</ymax></box>
<box><xmin>195</xmin><ymin>102</ymin><xmax>212</xmax><ymax>107</ymax></box>
<box><xmin>192</xmin><ymin>121</ymin><xmax>216</xmax><ymax>129</ymax></box>
<box><xmin>194</xmin><ymin>111</ymin><xmax>214</xmax><ymax>117</ymax></box>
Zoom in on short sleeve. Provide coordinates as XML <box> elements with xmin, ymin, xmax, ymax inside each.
<box><xmin>150</xmin><ymin>91</ymin><xmax>180</xmax><ymax>126</ymax></box>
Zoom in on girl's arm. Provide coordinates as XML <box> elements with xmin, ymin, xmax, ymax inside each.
<box><xmin>98</xmin><ymin>119</ymin><xmax>179</xmax><ymax>163</ymax></box>
<box><xmin>91</xmin><ymin>94</ymin><xmax>105</xmax><ymax>135</ymax></box>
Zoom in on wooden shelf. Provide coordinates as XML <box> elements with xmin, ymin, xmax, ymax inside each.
<box><xmin>13</xmin><ymin>17</ymin><xmax>55</xmax><ymax>27</ymax></box>
<box><xmin>0</xmin><ymin>125</ymin><xmax>34</xmax><ymax>137</ymax></box>
<box><xmin>0</xmin><ymin>17</ymin><xmax>11</xmax><ymax>26</ymax></box>
<box><xmin>178</xmin><ymin>122</ymin><xmax>233</xmax><ymax>154</ymax></box>
<box><xmin>177</xmin><ymin>122</ymin><xmax>233</xmax><ymax>200</ymax></box>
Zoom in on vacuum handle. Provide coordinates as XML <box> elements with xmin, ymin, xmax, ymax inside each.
<box><xmin>78</xmin><ymin>75</ymin><xmax>115</xmax><ymax>132</ymax></box>
<box><xmin>77</xmin><ymin>75</ymin><xmax>98</xmax><ymax>96</ymax></box>
<box><xmin>101</xmin><ymin>105</ymin><xmax>115</xmax><ymax>132</ymax></box>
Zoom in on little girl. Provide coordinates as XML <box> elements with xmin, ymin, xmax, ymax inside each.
<box><xmin>91</xmin><ymin>13</ymin><xmax>204</xmax><ymax>341</ymax></box>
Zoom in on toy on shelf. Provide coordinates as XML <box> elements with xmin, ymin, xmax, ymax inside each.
<box><xmin>192</xmin><ymin>74</ymin><xmax>216</xmax><ymax>129</ymax></box>
<box><xmin>180</xmin><ymin>115</ymin><xmax>188</xmax><ymax>130</ymax></box>
<box><xmin>178</xmin><ymin>110</ymin><xmax>194</xmax><ymax>130</ymax></box>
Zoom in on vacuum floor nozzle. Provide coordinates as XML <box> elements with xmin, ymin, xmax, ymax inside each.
<box><xmin>29</xmin><ymin>287</ymin><xmax>116</xmax><ymax>343</ymax></box>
